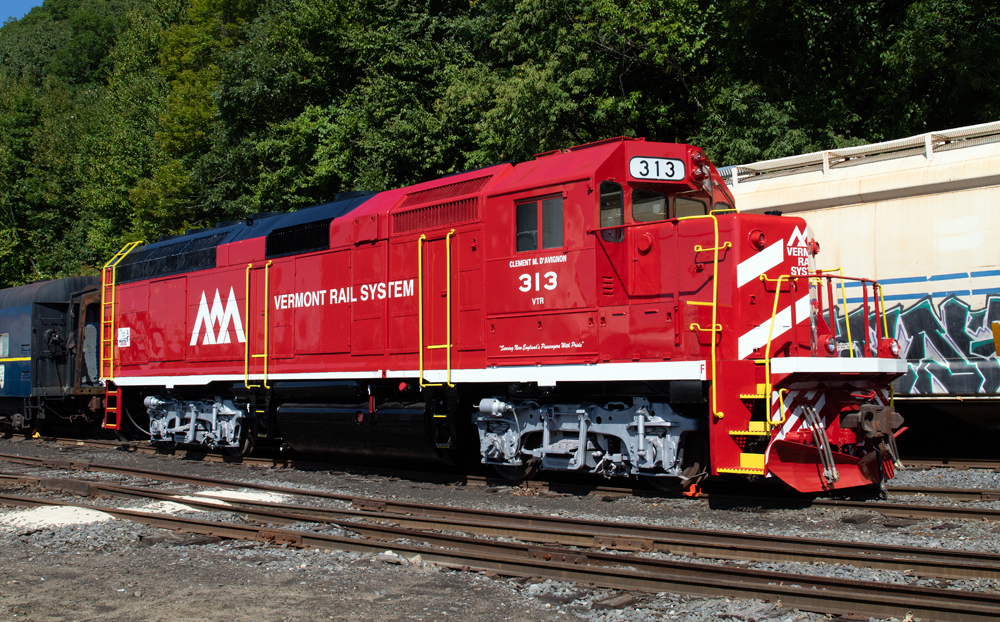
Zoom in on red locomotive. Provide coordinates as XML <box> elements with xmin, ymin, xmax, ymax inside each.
<box><xmin>100</xmin><ymin>137</ymin><xmax>906</xmax><ymax>493</ymax></box>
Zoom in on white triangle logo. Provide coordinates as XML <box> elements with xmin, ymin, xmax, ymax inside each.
<box><xmin>788</xmin><ymin>225</ymin><xmax>808</xmax><ymax>248</ymax></box>
<box><xmin>190</xmin><ymin>287</ymin><xmax>247</xmax><ymax>346</ymax></box>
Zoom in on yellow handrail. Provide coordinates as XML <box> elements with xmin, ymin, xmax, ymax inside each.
<box><xmin>676</xmin><ymin>212</ymin><xmax>731</xmax><ymax>420</ymax></box>
<box><xmin>244</xmin><ymin>261</ymin><xmax>272</xmax><ymax>389</ymax></box>
<box><xmin>820</xmin><ymin>267</ymin><xmax>854</xmax><ymax>358</ymax></box>
<box><xmin>773</xmin><ymin>388</ymin><xmax>789</xmax><ymax>427</ymax></box>
<box><xmin>759</xmin><ymin>273</ymin><xmax>792</xmax><ymax>430</ymax></box>
<box><xmin>100</xmin><ymin>241</ymin><xmax>142</xmax><ymax>380</ymax></box>
<box><xmin>876</xmin><ymin>283</ymin><xmax>890</xmax><ymax>340</ymax></box>
<box><xmin>877</xmin><ymin>282</ymin><xmax>895</xmax><ymax>407</ymax></box>
<box><xmin>418</xmin><ymin>230</ymin><xmax>456</xmax><ymax>388</ymax></box>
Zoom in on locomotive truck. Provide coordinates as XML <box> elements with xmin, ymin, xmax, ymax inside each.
<box><xmin>3</xmin><ymin>137</ymin><xmax>907</xmax><ymax>494</ymax></box>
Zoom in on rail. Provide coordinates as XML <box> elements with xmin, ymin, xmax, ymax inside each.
<box><xmin>759</xmin><ymin>271</ymin><xmax>888</xmax><ymax>430</ymax></box>
<box><xmin>417</xmin><ymin>230</ymin><xmax>456</xmax><ymax>388</ymax></box>
<box><xmin>244</xmin><ymin>261</ymin><xmax>273</xmax><ymax>390</ymax></box>
<box><xmin>100</xmin><ymin>241</ymin><xmax>142</xmax><ymax>380</ymax></box>
<box><xmin>6</xmin><ymin>454</ymin><xmax>1000</xmax><ymax>620</ymax></box>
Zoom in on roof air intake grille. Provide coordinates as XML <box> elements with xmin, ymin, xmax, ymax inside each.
<box><xmin>399</xmin><ymin>176</ymin><xmax>491</xmax><ymax>208</ymax></box>
<box><xmin>116</xmin><ymin>232</ymin><xmax>228</xmax><ymax>284</ymax></box>
<box><xmin>392</xmin><ymin>198</ymin><xmax>478</xmax><ymax>234</ymax></box>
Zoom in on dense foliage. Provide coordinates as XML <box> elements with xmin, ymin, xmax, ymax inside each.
<box><xmin>0</xmin><ymin>0</ymin><xmax>997</xmax><ymax>286</ymax></box>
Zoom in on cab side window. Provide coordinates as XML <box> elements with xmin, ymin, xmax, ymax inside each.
<box><xmin>516</xmin><ymin>202</ymin><xmax>538</xmax><ymax>251</ymax></box>
<box><xmin>632</xmin><ymin>189</ymin><xmax>668</xmax><ymax>222</ymax></box>
<box><xmin>541</xmin><ymin>197</ymin><xmax>563</xmax><ymax>249</ymax></box>
<box><xmin>599</xmin><ymin>181</ymin><xmax>624</xmax><ymax>242</ymax></box>
<box><xmin>675</xmin><ymin>196</ymin><xmax>707</xmax><ymax>218</ymax></box>
<box><xmin>516</xmin><ymin>196</ymin><xmax>564</xmax><ymax>252</ymax></box>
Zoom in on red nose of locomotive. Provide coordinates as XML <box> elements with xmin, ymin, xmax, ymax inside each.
<box><xmin>717</xmin><ymin>213</ymin><xmax>906</xmax><ymax>493</ymax></box>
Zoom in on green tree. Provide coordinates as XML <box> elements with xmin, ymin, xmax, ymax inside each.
<box><xmin>883</xmin><ymin>0</ymin><xmax>1000</xmax><ymax>134</ymax></box>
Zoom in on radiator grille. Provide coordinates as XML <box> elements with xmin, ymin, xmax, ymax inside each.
<box><xmin>392</xmin><ymin>198</ymin><xmax>478</xmax><ymax>234</ymax></box>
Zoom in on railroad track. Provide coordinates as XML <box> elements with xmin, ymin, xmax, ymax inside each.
<box><xmin>1</xmin><ymin>459</ymin><xmax>1000</xmax><ymax>621</ymax></box>
<box><xmin>903</xmin><ymin>458</ymin><xmax>1000</xmax><ymax>471</ymax></box>
<box><xmin>27</xmin><ymin>437</ymin><xmax>1000</xmax><ymax>506</ymax></box>
<box><xmin>3</xmin><ymin>470</ymin><xmax>998</xmax><ymax>582</ymax></box>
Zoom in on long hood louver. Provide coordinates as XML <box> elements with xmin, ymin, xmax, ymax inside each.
<box><xmin>391</xmin><ymin>175</ymin><xmax>491</xmax><ymax>234</ymax></box>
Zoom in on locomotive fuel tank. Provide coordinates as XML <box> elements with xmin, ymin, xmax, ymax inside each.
<box><xmin>275</xmin><ymin>402</ymin><xmax>440</xmax><ymax>461</ymax></box>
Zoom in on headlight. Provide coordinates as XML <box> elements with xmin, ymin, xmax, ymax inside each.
<box><xmin>823</xmin><ymin>336</ymin><xmax>837</xmax><ymax>354</ymax></box>
<box><xmin>878</xmin><ymin>338</ymin><xmax>900</xmax><ymax>359</ymax></box>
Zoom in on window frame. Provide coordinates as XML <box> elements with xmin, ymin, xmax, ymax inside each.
<box><xmin>514</xmin><ymin>194</ymin><xmax>564</xmax><ymax>253</ymax></box>
<box><xmin>675</xmin><ymin>195</ymin><xmax>708</xmax><ymax>218</ymax></box>
<box><xmin>631</xmin><ymin>188</ymin><xmax>670</xmax><ymax>223</ymax></box>
<box><xmin>599</xmin><ymin>181</ymin><xmax>625</xmax><ymax>243</ymax></box>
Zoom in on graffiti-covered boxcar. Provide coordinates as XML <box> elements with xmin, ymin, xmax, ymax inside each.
<box><xmin>723</xmin><ymin>121</ymin><xmax>1000</xmax><ymax>429</ymax></box>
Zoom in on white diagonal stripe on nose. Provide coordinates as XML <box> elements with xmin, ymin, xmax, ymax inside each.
<box><xmin>736</xmin><ymin>239</ymin><xmax>784</xmax><ymax>287</ymax></box>
<box><xmin>738</xmin><ymin>294</ymin><xmax>811</xmax><ymax>359</ymax></box>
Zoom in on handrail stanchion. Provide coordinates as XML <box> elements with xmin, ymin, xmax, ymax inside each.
<box><xmin>244</xmin><ymin>261</ymin><xmax>272</xmax><ymax>390</ymax></box>
<box><xmin>677</xmin><ymin>212</ymin><xmax>731</xmax><ymax>420</ymax></box>
<box><xmin>824</xmin><ymin>272</ymin><xmax>835</xmax><ymax>332</ymax></box>
<box><xmin>877</xmin><ymin>284</ymin><xmax>890</xmax><ymax>340</ymax></box>
<box><xmin>418</xmin><ymin>230</ymin><xmax>456</xmax><ymax>388</ymax></box>
<box><xmin>861</xmin><ymin>281</ymin><xmax>870</xmax><ymax>357</ymax></box>
<box><xmin>759</xmin><ymin>273</ymin><xmax>792</xmax><ymax>431</ymax></box>
<box><xmin>839</xmin><ymin>272</ymin><xmax>854</xmax><ymax>358</ymax></box>
<box><xmin>418</xmin><ymin>235</ymin><xmax>433</xmax><ymax>387</ymax></box>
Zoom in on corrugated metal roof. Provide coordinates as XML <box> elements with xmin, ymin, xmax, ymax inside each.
<box><xmin>722</xmin><ymin>121</ymin><xmax>1000</xmax><ymax>186</ymax></box>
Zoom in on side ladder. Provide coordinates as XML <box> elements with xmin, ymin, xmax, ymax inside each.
<box><xmin>101</xmin><ymin>241</ymin><xmax>142</xmax><ymax>430</ymax></box>
<box><xmin>104</xmin><ymin>382</ymin><xmax>123</xmax><ymax>431</ymax></box>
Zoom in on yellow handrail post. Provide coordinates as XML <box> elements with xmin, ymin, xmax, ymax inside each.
<box><xmin>417</xmin><ymin>235</ymin><xmax>433</xmax><ymax>387</ymax></box>
<box><xmin>877</xmin><ymin>283</ymin><xmax>890</xmax><ymax>340</ymax></box>
<box><xmin>678</xmin><ymin>213</ymin><xmax>731</xmax><ymax>420</ymax></box>
<box><xmin>419</xmin><ymin>230</ymin><xmax>456</xmax><ymax>388</ymax></box>
<box><xmin>759</xmin><ymin>273</ymin><xmax>793</xmax><ymax>431</ymax></box>
<box><xmin>244</xmin><ymin>263</ymin><xmax>252</xmax><ymax>389</ymax></box>
<box><xmin>244</xmin><ymin>261</ymin><xmax>272</xmax><ymax>390</ymax></box>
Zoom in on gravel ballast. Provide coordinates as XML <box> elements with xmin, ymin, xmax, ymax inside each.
<box><xmin>0</xmin><ymin>437</ymin><xmax>989</xmax><ymax>621</ymax></box>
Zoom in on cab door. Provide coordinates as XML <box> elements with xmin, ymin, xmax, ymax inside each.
<box><xmin>594</xmin><ymin>181</ymin><xmax>629</xmax><ymax>306</ymax></box>
<box><xmin>595</xmin><ymin>181</ymin><xmax>632</xmax><ymax>360</ymax></box>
